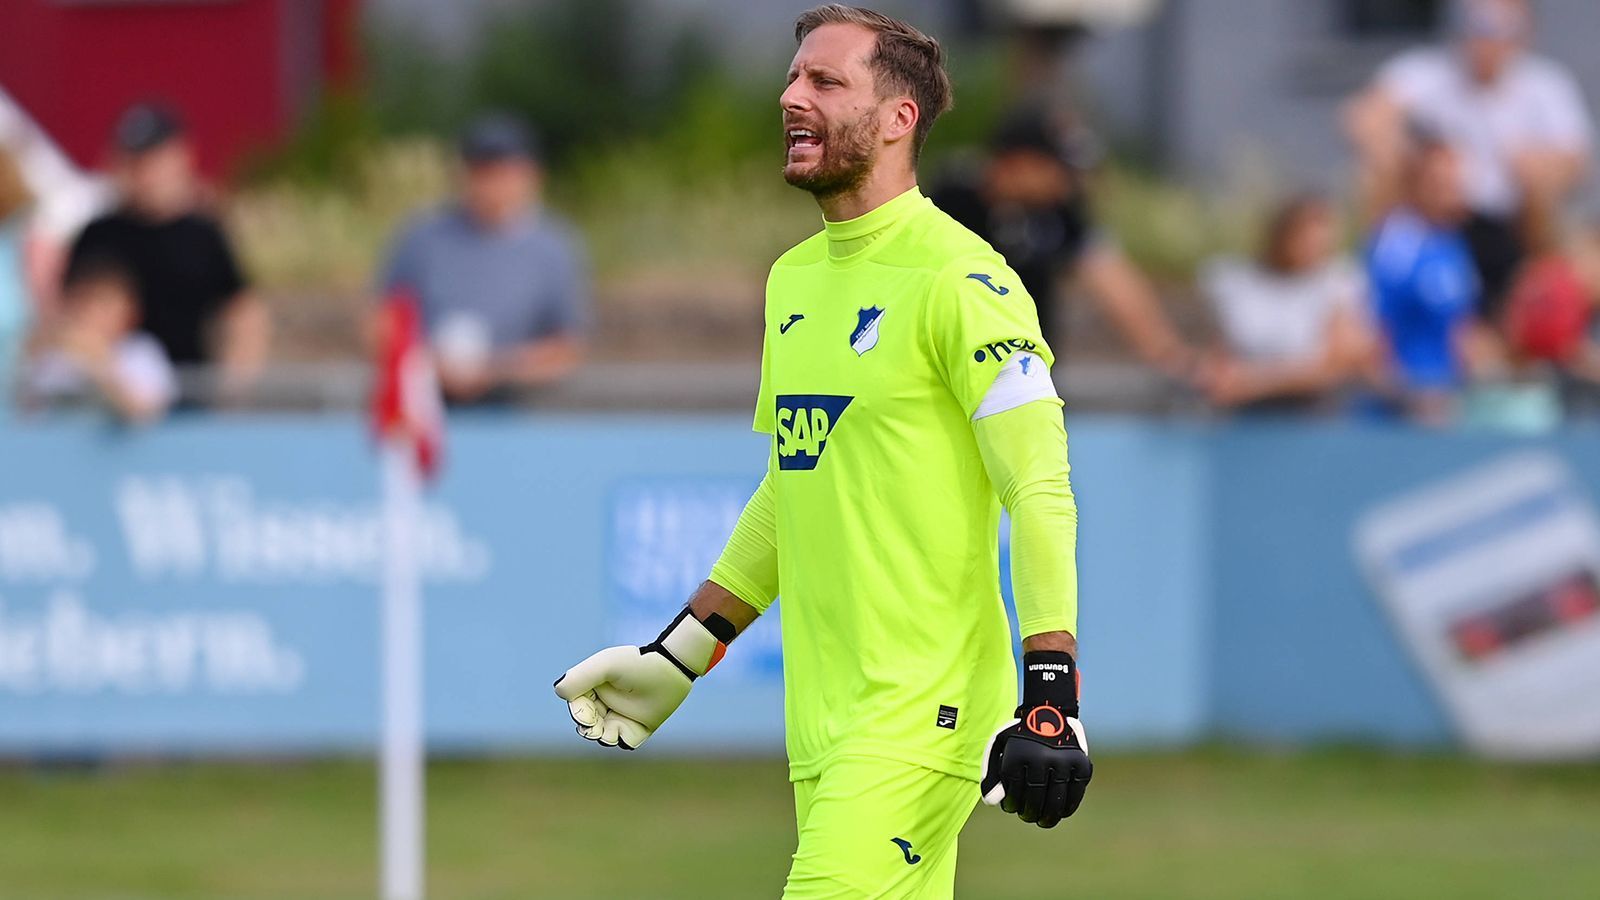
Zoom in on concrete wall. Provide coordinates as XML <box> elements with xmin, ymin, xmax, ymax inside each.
<box><xmin>1080</xmin><ymin>0</ymin><xmax>1600</xmax><ymax>194</ymax></box>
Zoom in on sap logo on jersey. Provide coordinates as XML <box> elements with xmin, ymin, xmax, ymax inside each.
<box><xmin>776</xmin><ymin>394</ymin><xmax>853</xmax><ymax>470</ymax></box>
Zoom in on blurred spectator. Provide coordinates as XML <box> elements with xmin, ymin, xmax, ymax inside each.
<box><xmin>1364</xmin><ymin>137</ymin><xmax>1501</xmax><ymax>424</ymax></box>
<box><xmin>931</xmin><ymin>107</ymin><xmax>1197</xmax><ymax>381</ymax></box>
<box><xmin>64</xmin><ymin>103</ymin><xmax>267</xmax><ymax>404</ymax></box>
<box><xmin>0</xmin><ymin>149</ymin><xmax>29</xmax><ymax>403</ymax></box>
<box><xmin>1199</xmin><ymin>194</ymin><xmax>1378</xmax><ymax>413</ymax></box>
<box><xmin>1345</xmin><ymin>0</ymin><xmax>1594</xmax><ymax>321</ymax></box>
<box><xmin>1537</xmin><ymin>221</ymin><xmax>1600</xmax><ymax>414</ymax></box>
<box><xmin>1502</xmin><ymin>253</ymin><xmax>1593</xmax><ymax>367</ymax></box>
<box><xmin>377</xmin><ymin>113</ymin><xmax>589</xmax><ymax>406</ymax></box>
<box><xmin>1565</xmin><ymin>220</ymin><xmax>1600</xmax><ymax>376</ymax></box>
<box><xmin>24</xmin><ymin>256</ymin><xmax>175</xmax><ymax>424</ymax></box>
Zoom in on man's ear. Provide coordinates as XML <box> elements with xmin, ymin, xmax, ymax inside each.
<box><xmin>884</xmin><ymin>97</ymin><xmax>920</xmax><ymax>146</ymax></box>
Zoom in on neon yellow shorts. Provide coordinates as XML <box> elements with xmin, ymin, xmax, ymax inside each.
<box><xmin>782</xmin><ymin>755</ymin><xmax>978</xmax><ymax>899</ymax></box>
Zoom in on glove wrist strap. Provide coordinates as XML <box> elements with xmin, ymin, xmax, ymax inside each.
<box><xmin>645</xmin><ymin>609</ymin><xmax>728</xmax><ymax>680</ymax></box>
<box><xmin>1020</xmin><ymin>650</ymin><xmax>1079</xmax><ymax>718</ymax></box>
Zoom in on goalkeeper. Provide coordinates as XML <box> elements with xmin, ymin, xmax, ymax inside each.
<box><xmin>556</xmin><ymin>5</ymin><xmax>1091</xmax><ymax>896</ymax></box>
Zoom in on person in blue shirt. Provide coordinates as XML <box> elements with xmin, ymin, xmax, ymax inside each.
<box><xmin>1365</xmin><ymin>134</ymin><xmax>1496</xmax><ymax>423</ymax></box>
<box><xmin>376</xmin><ymin>114</ymin><xmax>590</xmax><ymax>406</ymax></box>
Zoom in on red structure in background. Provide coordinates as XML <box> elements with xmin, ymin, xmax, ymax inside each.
<box><xmin>0</xmin><ymin>0</ymin><xmax>361</xmax><ymax>178</ymax></box>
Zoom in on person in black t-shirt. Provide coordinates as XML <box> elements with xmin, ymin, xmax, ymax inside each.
<box><xmin>64</xmin><ymin>104</ymin><xmax>267</xmax><ymax>401</ymax></box>
<box><xmin>931</xmin><ymin>108</ymin><xmax>1198</xmax><ymax>382</ymax></box>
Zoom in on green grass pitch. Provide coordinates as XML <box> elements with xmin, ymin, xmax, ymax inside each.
<box><xmin>1</xmin><ymin>749</ymin><xmax>1596</xmax><ymax>899</ymax></box>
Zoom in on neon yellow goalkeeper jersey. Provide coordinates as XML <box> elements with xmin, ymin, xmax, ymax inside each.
<box><xmin>750</xmin><ymin>186</ymin><xmax>1054</xmax><ymax>782</ymax></box>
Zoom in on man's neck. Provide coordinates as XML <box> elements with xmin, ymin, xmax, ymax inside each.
<box><xmin>1461</xmin><ymin>53</ymin><xmax>1518</xmax><ymax>89</ymax></box>
<box><xmin>126</xmin><ymin>199</ymin><xmax>187</xmax><ymax>224</ymax></box>
<box><xmin>466</xmin><ymin>206</ymin><xmax>531</xmax><ymax>232</ymax></box>
<box><xmin>1410</xmin><ymin>203</ymin><xmax>1459</xmax><ymax>230</ymax></box>
<box><xmin>816</xmin><ymin>164</ymin><xmax>918</xmax><ymax>222</ymax></box>
<box><xmin>1469</xmin><ymin>69</ymin><xmax>1506</xmax><ymax>89</ymax></box>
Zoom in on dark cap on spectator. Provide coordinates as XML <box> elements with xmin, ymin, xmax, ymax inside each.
<box><xmin>459</xmin><ymin>114</ymin><xmax>539</xmax><ymax>164</ymax></box>
<box><xmin>990</xmin><ymin>107</ymin><xmax>1101</xmax><ymax>170</ymax></box>
<box><xmin>1456</xmin><ymin>0</ymin><xmax>1529</xmax><ymax>41</ymax></box>
<box><xmin>1404</xmin><ymin>115</ymin><xmax>1452</xmax><ymax>152</ymax></box>
<box><xmin>115</xmin><ymin>102</ymin><xmax>186</xmax><ymax>155</ymax></box>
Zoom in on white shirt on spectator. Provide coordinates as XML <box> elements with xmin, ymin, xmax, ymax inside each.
<box><xmin>1379</xmin><ymin>47</ymin><xmax>1594</xmax><ymax>217</ymax></box>
<box><xmin>28</xmin><ymin>333</ymin><xmax>177</xmax><ymax>413</ymax></box>
<box><xmin>1203</xmin><ymin>257</ymin><xmax>1367</xmax><ymax>364</ymax></box>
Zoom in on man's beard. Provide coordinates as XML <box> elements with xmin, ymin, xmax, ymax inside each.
<box><xmin>784</xmin><ymin>110</ymin><xmax>879</xmax><ymax>199</ymax></box>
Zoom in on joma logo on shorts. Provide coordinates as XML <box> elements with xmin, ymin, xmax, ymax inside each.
<box><xmin>891</xmin><ymin>838</ymin><xmax>922</xmax><ymax>865</ymax></box>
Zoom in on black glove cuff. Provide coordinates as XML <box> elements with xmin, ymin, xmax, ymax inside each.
<box><xmin>1019</xmin><ymin>650</ymin><xmax>1079</xmax><ymax>718</ymax></box>
<box><xmin>643</xmin><ymin>608</ymin><xmax>736</xmax><ymax>682</ymax></box>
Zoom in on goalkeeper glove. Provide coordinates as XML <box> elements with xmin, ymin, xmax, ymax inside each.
<box><xmin>980</xmin><ymin>650</ymin><xmax>1093</xmax><ymax>828</ymax></box>
<box><xmin>552</xmin><ymin>609</ymin><xmax>731</xmax><ymax>750</ymax></box>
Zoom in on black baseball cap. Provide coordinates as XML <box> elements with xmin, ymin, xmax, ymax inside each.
<box><xmin>1458</xmin><ymin>0</ymin><xmax>1529</xmax><ymax>41</ymax></box>
<box><xmin>990</xmin><ymin>107</ymin><xmax>1100</xmax><ymax>170</ymax></box>
<box><xmin>459</xmin><ymin>113</ymin><xmax>540</xmax><ymax>164</ymax></box>
<box><xmin>115</xmin><ymin>102</ymin><xmax>186</xmax><ymax>155</ymax></box>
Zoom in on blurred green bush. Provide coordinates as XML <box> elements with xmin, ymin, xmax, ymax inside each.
<box><xmin>236</xmin><ymin>0</ymin><xmax>1022</xmax><ymax>291</ymax></box>
<box><xmin>234</xmin><ymin>0</ymin><xmax>1259</xmax><ymax>297</ymax></box>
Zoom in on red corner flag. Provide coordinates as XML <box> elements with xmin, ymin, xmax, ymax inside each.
<box><xmin>372</xmin><ymin>291</ymin><xmax>444</xmax><ymax>480</ymax></box>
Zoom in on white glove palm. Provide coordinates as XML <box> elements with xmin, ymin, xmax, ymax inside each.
<box><xmin>553</xmin><ymin>610</ymin><xmax>725</xmax><ymax>750</ymax></box>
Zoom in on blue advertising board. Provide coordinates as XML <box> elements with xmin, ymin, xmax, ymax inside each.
<box><xmin>2</xmin><ymin>414</ymin><xmax>1597</xmax><ymax>756</ymax></box>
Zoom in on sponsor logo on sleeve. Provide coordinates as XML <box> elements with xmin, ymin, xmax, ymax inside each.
<box><xmin>965</xmin><ymin>273</ymin><xmax>1010</xmax><ymax>295</ymax></box>
<box><xmin>972</xmin><ymin>338</ymin><xmax>1038</xmax><ymax>363</ymax></box>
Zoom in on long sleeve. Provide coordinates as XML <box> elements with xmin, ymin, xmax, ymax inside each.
<box><xmin>973</xmin><ymin>399</ymin><xmax>1078</xmax><ymax>637</ymax></box>
<box><xmin>708</xmin><ymin>472</ymin><xmax>780</xmax><ymax>614</ymax></box>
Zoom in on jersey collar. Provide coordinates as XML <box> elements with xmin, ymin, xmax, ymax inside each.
<box><xmin>822</xmin><ymin>186</ymin><xmax>927</xmax><ymax>263</ymax></box>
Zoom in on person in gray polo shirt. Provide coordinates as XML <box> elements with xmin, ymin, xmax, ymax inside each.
<box><xmin>378</xmin><ymin>113</ymin><xmax>589</xmax><ymax>405</ymax></box>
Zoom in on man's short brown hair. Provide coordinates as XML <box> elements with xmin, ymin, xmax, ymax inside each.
<box><xmin>794</xmin><ymin>4</ymin><xmax>954</xmax><ymax>162</ymax></box>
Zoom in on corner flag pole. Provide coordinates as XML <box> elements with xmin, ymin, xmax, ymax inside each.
<box><xmin>372</xmin><ymin>291</ymin><xmax>443</xmax><ymax>900</ymax></box>
<box><xmin>380</xmin><ymin>439</ymin><xmax>424</xmax><ymax>900</ymax></box>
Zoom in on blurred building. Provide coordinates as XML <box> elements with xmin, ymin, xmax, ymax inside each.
<box><xmin>369</xmin><ymin>0</ymin><xmax>1157</xmax><ymax>58</ymax></box>
<box><xmin>0</xmin><ymin>0</ymin><xmax>361</xmax><ymax>178</ymax></box>
<box><xmin>371</xmin><ymin>0</ymin><xmax>967</xmax><ymax>54</ymax></box>
<box><xmin>1081</xmin><ymin>0</ymin><xmax>1600</xmax><ymax>188</ymax></box>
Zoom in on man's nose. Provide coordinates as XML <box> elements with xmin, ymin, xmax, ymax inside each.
<box><xmin>780</xmin><ymin>82</ymin><xmax>811</xmax><ymax>114</ymax></box>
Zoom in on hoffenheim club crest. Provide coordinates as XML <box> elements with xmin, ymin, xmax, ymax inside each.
<box><xmin>850</xmin><ymin>307</ymin><xmax>884</xmax><ymax>355</ymax></box>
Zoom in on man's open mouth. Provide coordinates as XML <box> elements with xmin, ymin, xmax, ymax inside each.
<box><xmin>787</xmin><ymin>128</ymin><xmax>823</xmax><ymax>151</ymax></box>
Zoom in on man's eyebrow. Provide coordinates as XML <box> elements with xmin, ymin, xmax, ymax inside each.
<box><xmin>788</xmin><ymin>62</ymin><xmax>845</xmax><ymax>80</ymax></box>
